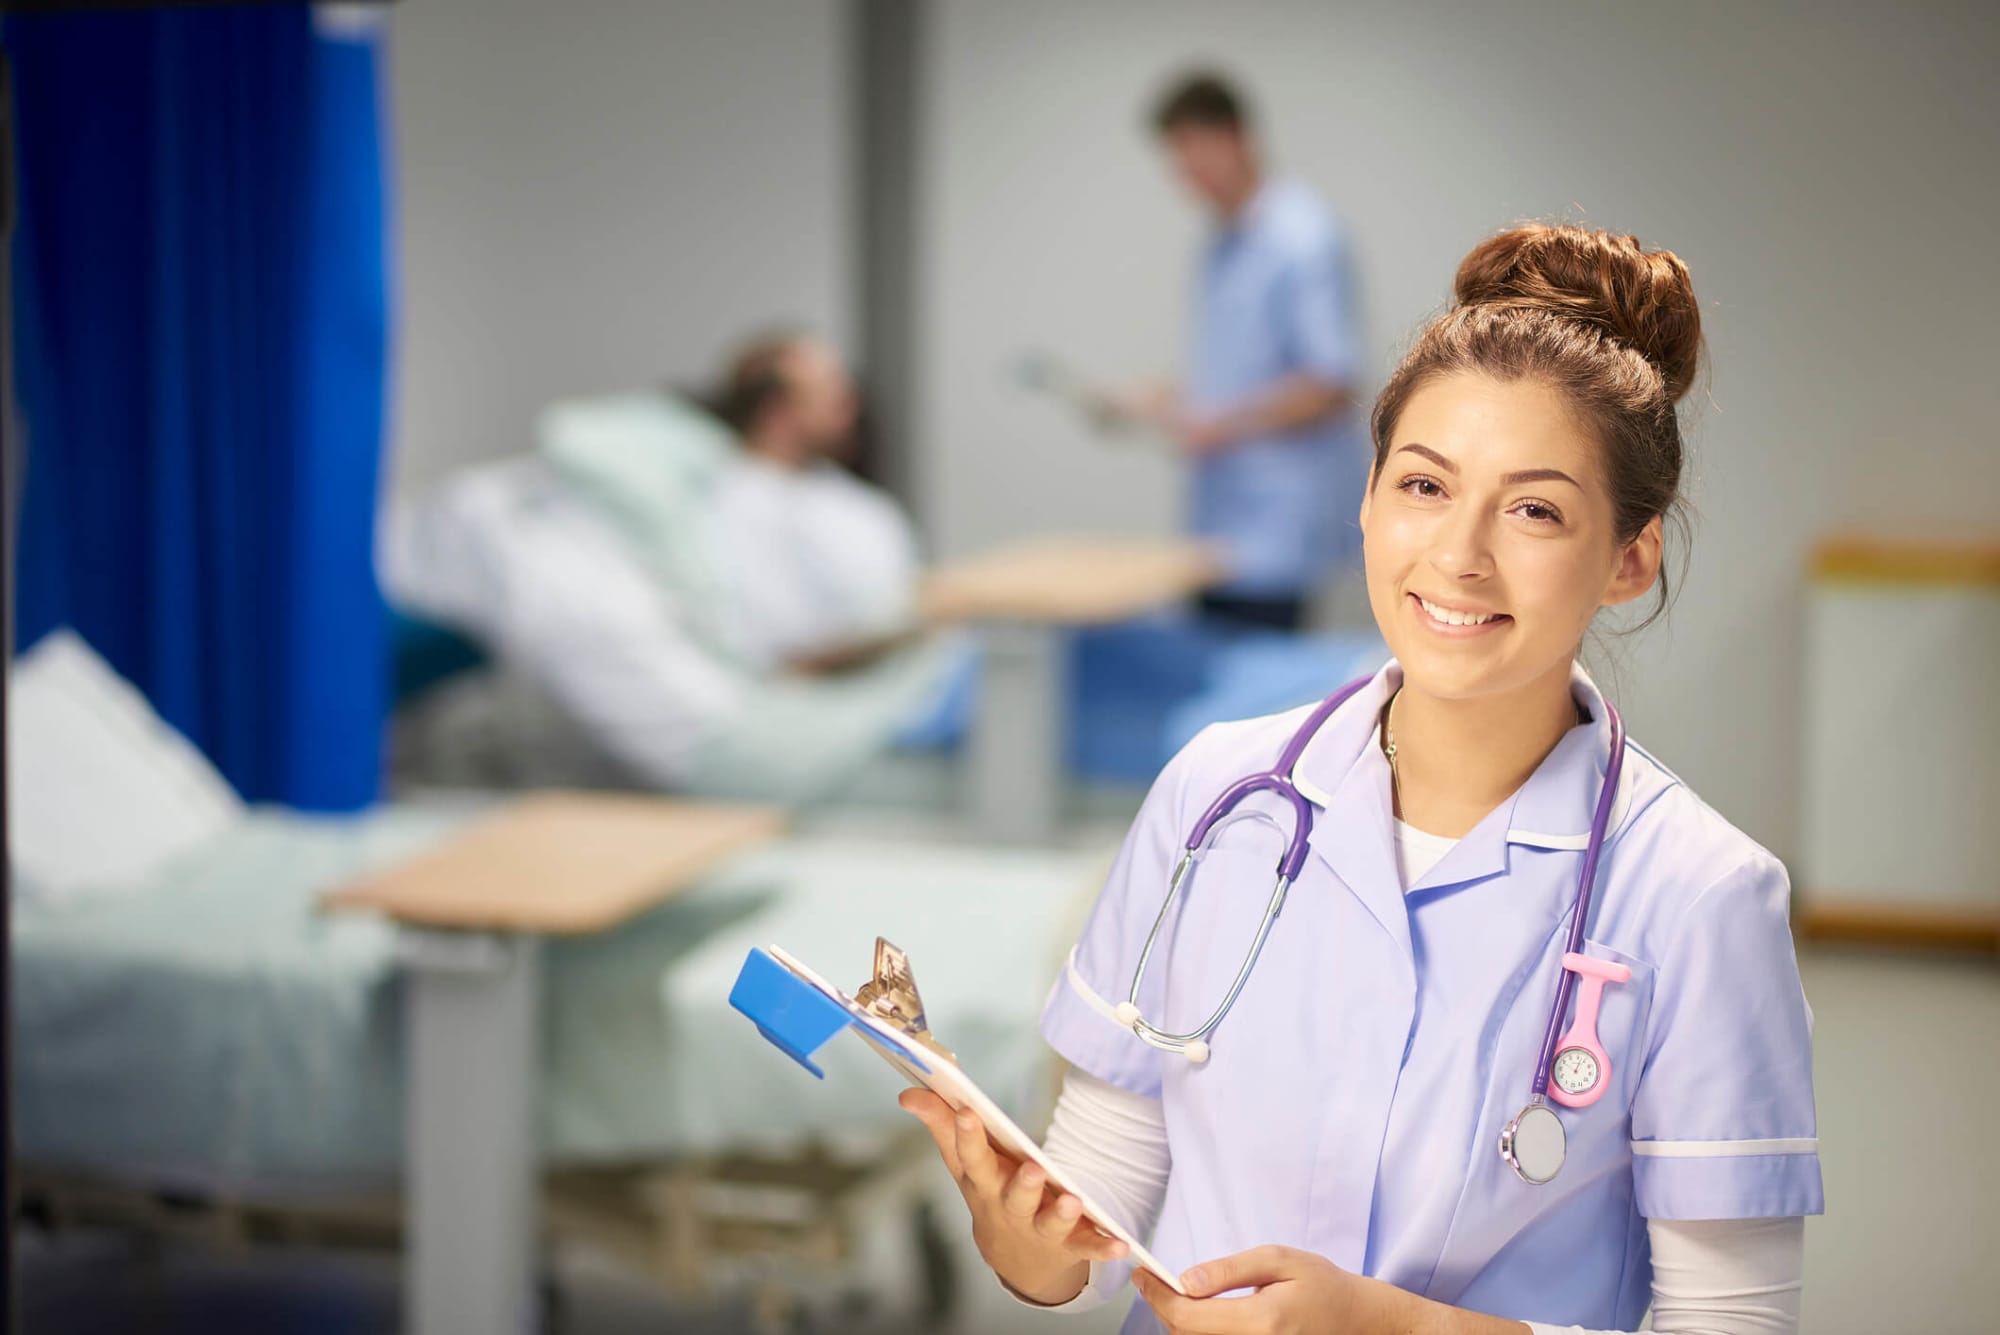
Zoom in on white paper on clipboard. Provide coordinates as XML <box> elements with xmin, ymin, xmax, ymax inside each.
<box><xmin>765</xmin><ymin>945</ymin><xmax>1186</xmax><ymax>1295</ymax></box>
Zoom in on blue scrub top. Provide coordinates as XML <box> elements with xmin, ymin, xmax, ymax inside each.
<box><xmin>1043</xmin><ymin>661</ymin><xmax>1825</xmax><ymax>1333</ymax></box>
<box><xmin>1189</xmin><ymin>179</ymin><xmax>1367</xmax><ymax>598</ymax></box>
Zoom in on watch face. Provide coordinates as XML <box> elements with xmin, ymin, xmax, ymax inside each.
<box><xmin>1552</xmin><ymin>1046</ymin><xmax>1601</xmax><ymax>1095</ymax></box>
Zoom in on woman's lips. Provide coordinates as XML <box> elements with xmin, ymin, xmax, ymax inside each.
<box><xmin>1410</xmin><ymin>592</ymin><xmax>1512</xmax><ymax>636</ymax></box>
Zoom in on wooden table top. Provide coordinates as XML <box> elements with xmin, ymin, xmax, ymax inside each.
<box><xmin>919</xmin><ymin>534</ymin><xmax>1227</xmax><ymax>626</ymax></box>
<box><xmin>321</xmin><ymin>792</ymin><xmax>785</xmax><ymax>935</ymax></box>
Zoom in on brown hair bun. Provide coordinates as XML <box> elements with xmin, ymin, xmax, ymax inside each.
<box><xmin>1454</xmin><ymin>224</ymin><xmax>1701</xmax><ymax>402</ymax></box>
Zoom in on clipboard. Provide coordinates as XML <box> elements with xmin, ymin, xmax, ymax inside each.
<box><xmin>1011</xmin><ymin>351</ymin><xmax>1171</xmax><ymax>450</ymax></box>
<box><xmin>729</xmin><ymin>939</ymin><xmax>1186</xmax><ymax>1295</ymax></box>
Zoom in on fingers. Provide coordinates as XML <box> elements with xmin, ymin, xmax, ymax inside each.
<box><xmin>898</xmin><ymin>1087</ymin><xmax>948</xmax><ymax>1121</ymax></box>
<box><xmin>1025</xmin><ymin>1186</ymin><xmax>1076</xmax><ymax>1238</ymax></box>
<box><xmin>1132</xmin><ymin>1244</ymin><xmax>1314</xmax><ymax>1334</ymax></box>
<box><xmin>1059</xmin><ymin>1210</ymin><xmax>1129</xmax><ymax>1264</ymax></box>
<box><xmin>997</xmin><ymin>1162</ymin><xmax>1127</xmax><ymax>1264</ymax></box>
<box><xmin>1135</xmin><ymin>1271</ymin><xmax>1255</xmax><ymax>1334</ymax></box>
<box><xmin>952</xmin><ymin>1108</ymin><xmax>1007</xmax><ymax>1196</ymax></box>
<box><xmin>1180</xmin><ymin>1244</ymin><xmax>1299</xmax><ymax>1298</ymax></box>
<box><xmin>1002</xmin><ymin>1173</ymin><xmax>1123</xmax><ymax>1263</ymax></box>
<box><xmin>900</xmin><ymin>1093</ymin><xmax>1130</xmax><ymax>1270</ymax></box>
<box><xmin>1000</xmin><ymin>1160</ymin><xmax>1047</xmax><ymax>1220</ymax></box>
<box><xmin>898</xmin><ymin>1089</ymin><xmax>962</xmax><ymax>1177</ymax></box>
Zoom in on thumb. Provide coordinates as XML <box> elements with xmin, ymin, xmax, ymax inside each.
<box><xmin>1181</xmin><ymin>1245</ymin><xmax>1303</xmax><ymax>1297</ymax></box>
<box><xmin>898</xmin><ymin>1089</ymin><xmax>963</xmax><ymax>1173</ymax></box>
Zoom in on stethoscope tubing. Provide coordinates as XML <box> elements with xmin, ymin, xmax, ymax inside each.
<box><xmin>1527</xmin><ymin>700</ymin><xmax>1625</xmax><ymax>1099</ymax></box>
<box><xmin>1123</xmin><ymin>674</ymin><xmax>1627</xmax><ymax>1096</ymax></box>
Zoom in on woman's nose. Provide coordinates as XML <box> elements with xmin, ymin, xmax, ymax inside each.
<box><xmin>1428</xmin><ymin>510</ymin><xmax>1496</xmax><ymax>580</ymax></box>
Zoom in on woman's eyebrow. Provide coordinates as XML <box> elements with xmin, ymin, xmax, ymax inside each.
<box><xmin>1396</xmin><ymin>445</ymin><xmax>1579</xmax><ymax>490</ymax></box>
<box><xmin>1500</xmin><ymin>467</ymin><xmax>1582</xmax><ymax>488</ymax></box>
<box><xmin>1395</xmin><ymin>443</ymin><xmax>1456</xmax><ymax>472</ymax></box>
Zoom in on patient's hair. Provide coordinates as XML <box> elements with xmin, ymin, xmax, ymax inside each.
<box><xmin>1370</xmin><ymin>223</ymin><xmax>1703</xmax><ymax>628</ymax></box>
<box><xmin>711</xmin><ymin>330</ymin><xmax>806</xmax><ymax>437</ymax></box>
<box><xmin>1150</xmin><ymin>71</ymin><xmax>1249</xmax><ymax>135</ymax></box>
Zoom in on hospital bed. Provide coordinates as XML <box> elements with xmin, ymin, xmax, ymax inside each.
<box><xmin>381</xmin><ymin>396</ymin><xmax>970</xmax><ymax>808</ymax></box>
<box><xmin>380</xmin><ymin>392</ymin><xmax>1384</xmax><ymax>838</ymax></box>
<box><xmin>388</xmin><ymin>555</ymin><xmax>1385</xmax><ymax>848</ymax></box>
<box><xmin>13</xmin><ymin>795</ymin><xmax>1114</xmax><ymax>1331</ymax></box>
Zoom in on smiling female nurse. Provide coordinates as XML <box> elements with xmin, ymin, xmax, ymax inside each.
<box><xmin>901</xmin><ymin>224</ymin><xmax>1824</xmax><ymax>1335</ymax></box>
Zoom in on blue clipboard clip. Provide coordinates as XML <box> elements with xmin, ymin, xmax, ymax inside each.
<box><xmin>729</xmin><ymin>939</ymin><xmax>953</xmax><ymax>1080</ymax></box>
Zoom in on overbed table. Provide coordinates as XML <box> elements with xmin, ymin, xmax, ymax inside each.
<box><xmin>323</xmin><ymin>792</ymin><xmax>786</xmax><ymax>1335</ymax></box>
<box><xmin>922</xmin><ymin>535</ymin><xmax>1225</xmax><ymax>843</ymax></box>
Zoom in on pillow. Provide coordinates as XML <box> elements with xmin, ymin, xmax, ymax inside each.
<box><xmin>8</xmin><ymin>629</ymin><xmax>245</xmax><ymax>903</ymax></box>
<box><xmin>538</xmin><ymin>391</ymin><xmax>733</xmax><ymax>504</ymax></box>
<box><xmin>380</xmin><ymin>459</ymin><xmax>750</xmax><ymax>789</ymax></box>
<box><xmin>536</xmin><ymin>391</ymin><xmax>738</xmax><ymax>658</ymax></box>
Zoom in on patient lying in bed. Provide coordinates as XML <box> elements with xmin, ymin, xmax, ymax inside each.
<box><xmin>381</xmin><ymin>333</ymin><xmax>963</xmax><ymax>803</ymax></box>
<box><xmin>703</xmin><ymin>331</ymin><xmax>923</xmax><ymax>676</ymax></box>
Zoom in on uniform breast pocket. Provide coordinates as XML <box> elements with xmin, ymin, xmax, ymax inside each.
<box><xmin>1567</xmin><ymin>938</ymin><xmax>1656</xmax><ymax>1115</ymax></box>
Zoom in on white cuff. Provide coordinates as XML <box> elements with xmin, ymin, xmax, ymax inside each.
<box><xmin>995</xmin><ymin>1263</ymin><xmax>1116</xmax><ymax>1313</ymax></box>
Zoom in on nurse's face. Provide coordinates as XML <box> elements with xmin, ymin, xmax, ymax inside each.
<box><xmin>1161</xmin><ymin>124</ymin><xmax>1257</xmax><ymax>216</ymax></box>
<box><xmin>1358</xmin><ymin>372</ymin><xmax>1661</xmax><ymax>703</ymax></box>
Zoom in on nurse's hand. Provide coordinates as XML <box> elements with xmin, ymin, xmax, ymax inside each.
<box><xmin>899</xmin><ymin>1088</ymin><xmax>1128</xmax><ymax>1306</ymax></box>
<box><xmin>1098</xmin><ymin>378</ymin><xmax>1179</xmax><ymax>432</ymax></box>
<box><xmin>1172</xmin><ymin>413</ymin><xmax>1238</xmax><ymax>457</ymax></box>
<box><xmin>1135</xmin><ymin>1247</ymin><xmax>1531</xmax><ymax>1335</ymax></box>
<box><xmin>1135</xmin><ymin>1246</ymin><xmax>1362</xmax><ymax>1332</ymax></box>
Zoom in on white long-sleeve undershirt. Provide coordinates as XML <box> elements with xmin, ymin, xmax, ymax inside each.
<box><xmin>1016</xmin><ymin>1069</ymin><xmax>1803</xmax><ymax>1334</ymax></box>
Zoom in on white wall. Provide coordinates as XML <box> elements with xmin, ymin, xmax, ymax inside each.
<box><xmin>387</xmin><ymin>0</ymin><xmax>851</xmax><ymax>493</ymax></box>
<box><xmin>913</xmin><ymin>0</ymin><xmax>2000</xmax><ymax>862</ymax></box>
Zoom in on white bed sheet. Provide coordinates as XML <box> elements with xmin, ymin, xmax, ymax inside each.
<box><xmin>14</xmin><ymin>809</ymin><xmax>1110</xmax><ymax>1193</ymax></box>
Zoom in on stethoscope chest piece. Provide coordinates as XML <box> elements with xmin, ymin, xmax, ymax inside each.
<box><xmin>1499</xmin><ymin>1102</ymin><xmax>1566</xmax><ymax>1186</ymax></box>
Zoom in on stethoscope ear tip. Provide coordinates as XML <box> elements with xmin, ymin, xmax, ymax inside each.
<box><xmin>1114</xmin><ymin>1002</ymin><xmax>1142</xmax><ymax>1027</ymax></box>
<box><xmin>1183</xmin><ymin>1039</ymin><xmax>1211</xmax><ymax>1065</ymax></box>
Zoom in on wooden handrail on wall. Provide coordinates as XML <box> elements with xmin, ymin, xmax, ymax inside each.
<box><xmin>1811</xmin><ymin>535</ymin><xmax>2000</xmax><ymax>588</ymax></box>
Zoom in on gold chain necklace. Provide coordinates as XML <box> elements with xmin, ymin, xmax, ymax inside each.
<box><xmin>1381</xmin><ymin>689</ymin><xmax>1403</xmax><ymax>819</ymax></box>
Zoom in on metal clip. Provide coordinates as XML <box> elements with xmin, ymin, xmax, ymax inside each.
<box><xmin>853</xmin><ymin>937</ymin><xmax>957</xmax><ymax>1064</ymax></box>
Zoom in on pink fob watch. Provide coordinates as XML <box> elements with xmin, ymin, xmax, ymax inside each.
<box><xmin>1546</xmin><ymin>952</ymin><xmax>1631</xmax><ymax>1108</ymax></box>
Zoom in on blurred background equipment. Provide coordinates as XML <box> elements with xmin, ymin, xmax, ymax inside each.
<box><xmin>1796</xmin><ymin>536</ymin><xmax>2000</xmax><ymax>952</ymax></box>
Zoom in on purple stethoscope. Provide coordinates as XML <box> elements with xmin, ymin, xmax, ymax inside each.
<box><xmin>1112</xmin><ymin>675</ymin><xmax>1628</xmax><ymax>1187</ymax></box>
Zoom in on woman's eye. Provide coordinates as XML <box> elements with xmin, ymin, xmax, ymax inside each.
<box><xmin>1398</xmin><ymin>475</ymin><xmax>1445</xmax><ymax>499</ymax></box>
<box><xmin>1512</xmin><ymin>500</ymin><xmax>1564</xmax><ymax>525</ymax></box>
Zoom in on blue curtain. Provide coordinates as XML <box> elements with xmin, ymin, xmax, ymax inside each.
<box><xmin>9</xmin><ymin>4</ymin><xmax>391</xmax><ymax>810</ymax></box>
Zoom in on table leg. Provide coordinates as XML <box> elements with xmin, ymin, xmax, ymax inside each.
<box><xmin>401</xmin><ymin>929</ymin><xmax>543</xmax><ymax>1335</ymax></box>
<box><xmin>968</xmin><ymin>621</ymin><xmax>1065</xmax><ymax>843</ymax></box>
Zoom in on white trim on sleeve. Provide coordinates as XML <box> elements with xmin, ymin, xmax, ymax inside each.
<box><xmin>1630</xmin><ymin>1137</ymin><xmax>1819</xmax><ymax>1158</ymax></box>
<box><xmin>1064</xmin><ymin>947</ymin><xmax>1129</xmax><ymax>1026</ymax></box>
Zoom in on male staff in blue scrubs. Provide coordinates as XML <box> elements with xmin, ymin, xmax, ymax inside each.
<box><xmin>1119</xmin><ymin>73</ymin><xmax>1366</xmax><ymax>632</ymax></box>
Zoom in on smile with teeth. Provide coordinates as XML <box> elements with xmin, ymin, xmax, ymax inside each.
<box><xmin>1414</xmin><ymin>594</ymin><xmax>1507</xmax><ymax>627</ymax></box>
